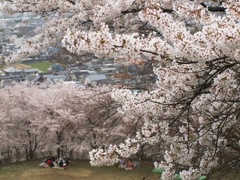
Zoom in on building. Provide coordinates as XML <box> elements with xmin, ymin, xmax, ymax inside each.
<box><xmin>100</xmin><ymin>67</ymin><xmax>117</xmax><ymax>75</ymax></box>
<box><xmin>71</xmin><ymin>71</ymin><xmax>90</xmax><ymax>82</ymax></box>
<box><xmin>85</xmin><ymin>74</ymin><xmax>107</xmax><ymax>86</ymax></box>
<box><xmin>23</xmin><ymin>68</ymin><xmax>39</xmax><ymax>75</ymax></box>
<box><xmin>4</xmin><ymin>67</ymin><xmax>24</xmax><ymax>78</ymax></box>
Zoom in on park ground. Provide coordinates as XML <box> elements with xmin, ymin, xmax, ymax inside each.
<box><xmin>0</xmin><ymin>159</ymin><xmax>160</xmax><ymax>180</ymax></box>
<box><xmin>23</xmin><ymin>61</ymin><xmax>52</xmax><ymax>72</ymax></box>
<box><xmin>1</xmin><ymin>159</ymin><xmax>240</xmax><ymax>180</ymax></box>
<box><xmin>3</xmin><ymin>61</ymin><xmax>53</xmax><ymax>72</ymax></box>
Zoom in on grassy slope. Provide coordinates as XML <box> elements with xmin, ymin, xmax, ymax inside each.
<box><xmin>0</xmin><ymin>159</ymin><xmax>159</xmax><ymax>180</ymax></box>
<box><xmin>1</xmin><ymin>159</ymin><xmax>240</xmax><ymax>180</ymax></box>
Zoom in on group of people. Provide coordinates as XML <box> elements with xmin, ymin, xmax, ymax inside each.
<box><xmin>118</xmin><ymin>158</ymin><xmax>135</xmax><ymax>170</ymax></box>
<box><xmin>39</xmin><ymin>156</ymin><xmax>70</xmax><ymax>169</ymax></box>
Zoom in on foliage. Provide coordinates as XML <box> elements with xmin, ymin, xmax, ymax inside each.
<box><xmin>153</xmin><ymin>168</ymin><xmax>207</xmax><ymax>180</ymax></box>
<box><xmin>152</xmin><ymin>167</ymin><xmax>166</xmax><ymax>173</ymax></box>
<box><xmin>197</xmin><ymin>176</ymin><xmax>207</xmax><ymax>180</ymax></box>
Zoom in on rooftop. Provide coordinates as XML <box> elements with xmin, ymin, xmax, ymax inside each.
<box><xmin>86</xmin><ymin>74</ymin><xmax>107</xmax><ymax>81</ymax></box>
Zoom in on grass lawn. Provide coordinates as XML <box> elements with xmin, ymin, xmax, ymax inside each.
<box><xmin>1</xmin><ymin>159</ymin><xmax>239</xmax><ymax>180</ymax></box>
<box><xmin>0</xmin><ymin>159</ymin><xmax>160</xmax><ymax>180</ymax></box>
<box><xmin>23</xmin><ymin>61</ymin><xmax>52</xmax><ymax>72</ymax></box>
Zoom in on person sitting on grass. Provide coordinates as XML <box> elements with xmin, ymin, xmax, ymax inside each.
<box><xmin>50</xmin><ymin>156</ymin><xmax>57</xmax><ymax>167</ymax></box>
<box><xmin>59</xmin><ymin>159</ymin><xmax>63</xmax><ymax>167</ymax></box>
<box><xmin>51</xmin><ymin>156</ymin><xmax>56</xmax><ymax>162</ymax></box>
<box><xmin>49</xmin><ymin>160</ymin><xmax>55</xmax><ymax>167</ymax></box>
<box><xmin>65</xmin><ymin>158</ymin><xmax>70</xmax><ymax>167</ymax></box>
<box><xmin>42</xmin><ymin>157</ymin><xmax>52</xmax><ymax>168</ymax></box>
<box><xmin>63</xmin><ymin>163</ymin><xmax>67</xmax><ymax>169</ymax></box>
<box><xmin>39</xmin><ymin>156</ymin><xmax>49</xmax><ymax>167</ymax></box>
<box><xmin>118</xmin><ymin>158</ymin><xmax>127</xmax><ymax>169</ymax></box>
<box><xmin>125</xmin><ymin>158</ymin><xmax>133</xmax><ymax>171</ymax></box>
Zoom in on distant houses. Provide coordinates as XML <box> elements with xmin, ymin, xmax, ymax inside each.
<box><xmin>71</xmin><ymin>71</ymin><xmax>90</xmax><ymax>82</ymax></box>
<box><xmin>100</xmin><ymin>67</ymin><xmax>116</xmax><ymax>75</ymax></box>
<box><xmin>0</xmin><ymin>64</ymin><xmax>108</xmax><ymax>87</ymax></box>
<box><xmin>0</xmin><ymin>54</ymin><xmax>156</xmax><ymax>88</ymax></box>
<box><xmin>4</xmin><ymin>67</ymin><xmax>24</xmax><ymax>77</ymax></box>
<box><xmin>23</xmin><ymin>68</ymin><xmax>39</xmax><ymax>75</ymax></box>
<box><xmin>43</xmin><ymin>74</ymin><xmax>66</xmax><ymax>82</ymax></box>
<box><xmin>0</xmin><ymin>13</ymin><xmax>156</xmax><ymax>89</ymax></box>
<box><xmin>4</xmin><ymin>67</ymin><xmax>39</xmax><ymax>76</ymax></box>
<box><xmin>0</xmin><ymin>66</ymin><xmax>39</xmax><ymax>87</ymax></box>
<box><xmin>0</xmin><ymin>14</ymin><xmax>157</xmax><ymax>88</ymax></box>
<box><xmin>47</xmin><ymin>63</ymin><xmax>64</xmax><ymax>73</ymax></box>
<box><xmin>85</xmin><ymin>74</ymin><xmax>107</xmax><ymax>86</ymax></box>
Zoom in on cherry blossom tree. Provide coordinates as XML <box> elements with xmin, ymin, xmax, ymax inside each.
<box><xmin>0</xmin><ymin>84</ymin><xmax>46</xmax><ymax>161</ymax></box>
<box><xmin>0</xmin><ymin>83</ymin><xmax>145</xmax><ymax>162</ymax></box>
<box><xmin>113</xmin><ymin>56</ymin><xmax>156</xmax><ymax>90</ymax></box>
<box><xmin>52</xmin><ymin>47</ymin><xmax>95</xmax><ymax>66</ymax></box>
<box><xmin>0</xmin><ymin>0</ymin><xmax>239</xmax><ymax>179</ymax></box>
<box><xmin>39</xmin><ymin>84</ymin><xmax>145</xmax><ymax>159</ymax></box>
<box><xmin>80</xmin><ymin>1</ymin><xmax>239</xmax><ymax>179</ymax></box>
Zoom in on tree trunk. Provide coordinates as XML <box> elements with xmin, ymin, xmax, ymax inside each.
<box><xmin>25</xmin><ymin>148</ymin><xmax>29</xmax><ymax>161</ymax></box>
<box><xmin>14</xmin><ymin>147</ymin><xmax>21</xmax><ymax>162</ymax></box>
<box><xmin>69</xmin><ymin>149</ymin><xmax>73</xmax><ymax>160</ymax></box>
<box><xmin>57</xmin><ymin>147</ymin><xmax>60</xmax><ymax>159</ymax></box>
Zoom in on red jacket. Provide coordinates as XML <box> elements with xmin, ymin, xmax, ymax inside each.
<box><xmin>46</xmin><ymin>159</ymin><xmax>51</xmax><ymax>165</ymax></box>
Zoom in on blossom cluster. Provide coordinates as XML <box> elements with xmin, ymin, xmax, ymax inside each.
<box><xmin>89</xmin><ymin>138</ymin><xmax>139</xmax><ymax>166</ymax></box>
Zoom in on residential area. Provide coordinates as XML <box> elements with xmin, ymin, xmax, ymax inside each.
<box><xmin>0</xmin><ymin>55</ymin><xmax>156</xmax><ymax>89</ymax></box>
<box><xmin>0</xmin><ymin>13</ymin><xmax>156</xmax><ymax>89</ymax></box>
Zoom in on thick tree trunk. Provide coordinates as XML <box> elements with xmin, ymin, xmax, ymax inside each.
<box><xmin>25</xmin><ymin>148</ymin><xmax>29</xmax><ymax>160</ymax></box>
<box><xmin>69</xmin><ymin>149</ymin><xmax>73</xmax><ymax>160</ymax></box>
<box><xmin>57</xmin><ymin>147</ymin><xmax>60</xmax><ymax>159</ymax></box>
<box><xmin>14</xmin><ymin>147</ymin><xmax>21</xmax><ymax>162</ymax></box>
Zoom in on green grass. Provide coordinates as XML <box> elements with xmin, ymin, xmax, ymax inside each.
<box><xmin>0</xmin><ymin>159</ymin><xmax>160</xmax><ymax>180</ymax></box>
<box><xmin>1</xmin><ymin>159</ymin><xmax>240</xmax><ymax>180</ymax></box>
<box><xmin>23</xmin><ymin>61</ymin><xmax>52</xmax><ymax>72</ymax></box>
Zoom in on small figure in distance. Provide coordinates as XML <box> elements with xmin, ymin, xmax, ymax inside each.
<box><xmin>50</xmin><ymin>156</ymin><xmax>57</xmax><ymax>167</ymax></box>
<box><xmin>44</xmin><ymin>157</ymin><xmax>52</xmax><ymax>168</ymax></box>
<box><xmin>118</xmin><ymin>158</ymin><xmax>127</xmax><ymax>169</ymax></box>
<box><xmin>65</xmin><ymin>158</ymin><xmax>70</xmax><ymax>167</ymax></box>
<box><xmin>59</xmin><ymin>159</ymin><xmax>63</xmax><ymax>168</ymax></box>
<box><xmin>51</xmin><ymin>156</ymin><xmax>56</xmax><ymax>162</ymax></box>
<box><xmin>125</xmin><ymin>158</ymin><xmax>133</xmax><ymax>171</ymax></box>
<box><xmin>39</xmin><ymin>156</ymin><xmax>49</xmax><ymax>167</ymax></box>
